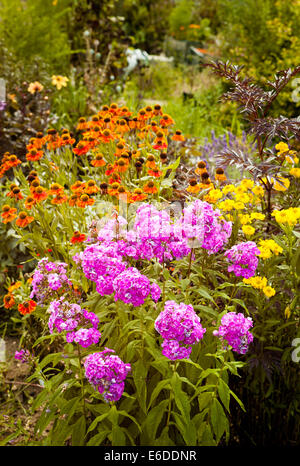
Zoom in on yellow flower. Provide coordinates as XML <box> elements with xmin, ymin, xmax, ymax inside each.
<box><xmin>51</xmin><ymin>75</ymin><xmax>69</xmax><ymax>90</ymax></box>
<box><xmin>234</xmin><ymin>201</ymin><xmax>245</xmax><ymax>210</ymax></box>
<box><xmin>250</xmin><ymin>212</ymin><xmax>265</xmax><ymax>221</ymax></box>
<box><xmin>272</xmin><ymin>208</ymin><xmax>300</xmax><ymax>227</ymax></box>
<box><xmin>263</xmin><ymin>286</ymin><xmax>276</xmax><ymax>298</ymax></box>
<box><xmin>242</xmin><ymin>225</ymin><xmax>255</xmax><ymax>236</ymax></box>
<box><xmin>204</xmin><ymin>188</ymin><xmax>223</xmax><ymax>204</ymax></box>
<box><xmin>244</xmin><ymin>276</ymin><xmax>267</xmax><ymax>290</ymax></box>
<box><xmin>290</xmin><ymin>167</ymin><xmax>300</xmax><ymax>178</ymax></box>
<box><xmin>258</xmin><ymin>239</ymin><xmax>283</xmax><ymax>259</ymax></box>
<box><xmin>240</xmin><ymin>179</ymin><xmax>254</xmax><ymax>189</ymax></box>
<box><xmin>271</xmin><ymin>176</ymin><xmax>290</xmax><ymax>191</ymax></box>
<box><xmin>275</xmin><ymin>142</ymin><xmax>289</xmax><ymax>153</ymax></box>
<box><xmin>222</xmin><ymin>184</ymin><xmax>235</xmax><ymax>195</ymax></box>
<box><xmin>252</xmin><ymin>185</ymin><xmax>264</xmax><ymax>197</ymax></box>
<box><xmin>28</xmin><ymin>81</ymin><xmax>44</xmax><ymax>94</ymax></box>
<box><xmin>8</xmin><ymin>281</ymin><xmax>21</xmax><ymax>293</ymax></box>
<box><xmin>218</xmin><ymin>199</ymin><xmax>236</xmax><ymax>212</ymax></box>
<box><xmin>239</xmin><ymin>214</ymin><xmax>252</xmax><ymax>225</ymax></box>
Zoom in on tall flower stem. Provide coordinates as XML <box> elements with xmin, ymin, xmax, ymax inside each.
<box><xmin>77</xmin><ymin>344</ymin><xmax>87</xmax><ymax>419</ymax></box>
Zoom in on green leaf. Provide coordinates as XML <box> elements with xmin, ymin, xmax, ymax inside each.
<box><xmin>218</xmin><ymin>378</ymin><xmax>230</xmax><ymax>412</ymax></box>
<box><xmin>171</xmin><ymin>372</ymin><xmax>190</xmax><ymax>420</ymax></box>
<box><xmin>71</xmin><ymin>416</ymin><xmax>86</xmax><ymax>446</ymax></box>
<box><xmin>173</xmin><ymin>412</ymin><xmax>197</xmax><ymax>445</ymax></box>
<box><xmin>148</xmin><ymin>379</ymin><xmax>171</xmax><ymax>409</ymax></box>
<box><xmin>142</xmin><ymin>399</ymin><xmax>169</xmax><ymax>442</ymax></box>
<box><xmin>112</xmin><ymin>426</ymin><xmax>126</xmax><ymax>446</ymax></box>
<box><xmin>87</xmin><ymin>431</ymin><xmax>110</xmax><ymax>446</ymax></box>
<box><xmin>210</xmin><ymin>398</ymin><xmax>228</xmax><ymax>444</ymax></box>
<box><xmin>133</xmin><ymin>359</ymin><xmax>148</xmax><ymax>413</ymax></box>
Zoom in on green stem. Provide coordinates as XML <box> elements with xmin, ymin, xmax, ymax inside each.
<box><xmin>77</xmin><ymin>344</ymin><xmax>87</xmax><ymax>419</ymax></box>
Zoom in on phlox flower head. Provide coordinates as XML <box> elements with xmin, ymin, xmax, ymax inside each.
<box><xmin>213</xmin><ymin>312</ymin><xmax>253</xmax><ymax>354</ymax></box>
<box><xmin>84</xmin><ymin>348</ymin><xmax>131</xmax><ymax>402</ymax></box>
<box><xmin>14</xmin><ymin>349</ymin><xmax>31</xmax><ymax>363</ymax></box>
<box><xmin>48</xmin><ymin>298</ymin><xmax>101</xmax><ymax>348</ymax></box>
<box><xmin>112</xmin><ymin>267</ymin><xmax>161</xmax><ymax>307</ymax></box>
<box><xmin>155</xmin><ymin>300</ymin><xmax>206</xmax><ymax>360</ymax></box>
<box><xmin>224</xmin><ymin>241</ymin><xmax>260</xmax><ymax>279</ymax></box>
<box><xmin>30</xmin><ymin>257</ymin><xmax>72</xmax><ymax>305</ymax></box>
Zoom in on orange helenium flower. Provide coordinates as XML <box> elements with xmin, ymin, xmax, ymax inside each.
<box><xmin>1</xmin><ymin>205</ymin><xmax>17</xmax><ymax>223</ymax></box>
<box><xmin>3</xmin><ymin>294</ymin><xmax>15</xmax><ymax>309</ymax></box>
<box><xmin>16</xmin><ymin>211</ymin><xmax>34</xmax><ymax>228</ymax></box>
<box><xmin>70</xmin><ymin>231</ymin><xmax>86</xmax><ymax>244</ymax></box>
<box><xmin>18</xmin><ymin>300</ymin><xmax>37</xmax><ymax>315</ymax></box>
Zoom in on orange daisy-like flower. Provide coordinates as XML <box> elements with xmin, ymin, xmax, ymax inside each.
<box><xmin>51</xmin><ymin>194</ymin><xmax>68</xmax><ymax>205</ymax></box>
<box><xmin>59</xmin><ymin>133</ymin><xmax>76</xmax><ymax>147</ymax></box>
<box><xmin>116</xmin><ymin>119</ymin><xmax>130</xmax><ymax>133</ymax></box>
<box><xmin>129</xmin><ymin>188</ymin><xmax>148</xmax><ymax>203</ymax></box>
<box><xmin>26</xmin><ymin>148</ymin><xmax>44</xmax><ymax>162</ymax></box>
<box><xmin>28</xmin><ymin>81</ymin><xmax>44</xmax><ymax>94</ymax></box>
<box><xmin>172</xmin><ymin>130</ymin><xmax>185</xmax><ymax>142</ymax></box>
<box><xmin>24</xmin><ymin>195</ymin><xmax>36</xmax><ymax>210</ymax></box>
<box><xmin>153</xmin><ymin>139</ymin><xmax>168</xmax><ymax>150</ymax></box>
<box><xmin>32</xmin><ymin>186</ymin><xmax>48</xmax><ymax>202</ymax></box>
<box><xmin>1</xmin><ymin>205</ymin><xmax>17</xmax><ymax>223</ymax></box>
<box><xmin>153</xmin><ymin>104</ymin><xmax>163</xmax><ymax>116</ymax></box>
<box><xmin>187</xmin><ymin>179</ymin><xmax>201</xmax><ymax>194</ymax></box>
<box><xmin>129</xmin><ymin>117</ymin><xmax>138</xmax><ymax>130</ymax></box>
<box><xmin>91</xmin><ymin>153</ymin><xmax>106</xmax><ymax>167</ymax></box>
<box><xmin>3</xmin><ymin>294</ymin><xmax>15</xmax><ymax>309</ymax></box>
<box><xmin>18</xmin><ymin>300</ymin><xmax>37</xmax><ymax>316</ymax></box>
<box><xmin>76</xmin><ymin>194</ymin><xmax>95</xmax><ymax>208</ymax></box>
<box><xmin>146</xmin><ymin>155</ymin><xmax>157</xmax><ymax>169</ymax></box>
<box><xmin>116</xmin><ymin>158</ymin><xmax>128</xmax><ymax>173</ymax></box>
<box><xmin>105</xmin><ymin>164</ymin><xmax>115</xmax><ymax>176</ymax></box>
<box><xmin>76</xmin><ymin>117</ymin><xmax>88</xmax><ymax>131</ymax></box>
<box><xmin>143</xmin><ymin>181</ymin><xmax>158</xmax><ymax>194</ymax></box>
<box><xmin>7</xmin><ymin>186</ymin><xmax>23</xmax><ymax>201</ymax></box>
<box><xmin>70</xmin><ymin>180</ymin><xmax>85</xmax><ymax>193</ymax></box>
<box><xmin>6</xmin><ymin>154</ymin><xmax>22</xmax><ymax>168</ymax></box>
<box><xmin>215</xmin><ymin>168</ymin><xmax>227</xmax><ymax>182</ymax></box>
<box><xmin>148</xmin><ymin>167</ymin><xmax>162</xmax><ymax>178</ymax></box>
<box><xmin>48</xmin><ymin>183</ymin><xmax>64</xmax><ymax>196</ymax></box>
<box><xmin>70</xmin><ymin>231</ymin><xmax>86</xmax><ymax>244</ymax></box>
<box><xmin>16</xmin><ymin>211</ymin><xmax>34</xmax><ymax>228</ymax></box>
<box><xmin>195</xmin><ymin>160</ymin><xmax>207</xmax><ymax>176</ymax></box>
<box><xmin>160</xmin><ymin>114</ymin><xmax>175</xmax><ymax>127</ymax></box>
<box><xmin>69</xmin><ymin>193</ymin><xmax>79</xmax><ymax>207</ymax></box>
<box><xmin>100</xmin><ymin>129</ymin><xmax>115</xmax><ymax>143</ymax></box>
<box><xmin>84</xmin><ymin>180</ymin><xmax>100</xmax><ymax>195</ymax></box>
<box><xmin>108</xmin><ymin>182</ymin><xmax>121</xmax><ymax>196</ymax></box>
<box><xmin>73</xmin><ymin>140</ymin><xmax>91</xmax><ymax>156</ymax></box>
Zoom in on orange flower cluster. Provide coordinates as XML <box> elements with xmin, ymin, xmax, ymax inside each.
<box><xmin>187</xmin><ymin>160</ymin><xmax>227</xmax><ymax>195</ymax></box>
<box><xmin>0</xmin><ymin>152</ymin><xmax>22</xmax><ymax>177</ymax></box>
<box><xmin>1</xmin><ymin>103</ymin><xmax>185</xmax><ymax>232</ymax></box>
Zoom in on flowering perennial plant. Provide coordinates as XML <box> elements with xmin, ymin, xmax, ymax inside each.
<box><xmin>84</xmin><ymin>348</ymin><xmax>131</xmax><ymax>402</ymax></box>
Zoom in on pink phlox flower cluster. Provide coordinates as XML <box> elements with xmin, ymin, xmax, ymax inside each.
<box><xmin>112</xmin><ymin>267</ymin><xmax>161</xmax><ymax>307</ymax></box>
<box><xmin>224</xmin><ymin>241</ymin><xmax>260</xmax><ymax>278</ymax></box>
<box><xmin>30</xmin><ymin>257</ymin><xmax>72</xmax><ymax>305</ymax></box>
<box><xmin>73</xmin><ymin>243</ymin><xmax>127</xmax><ymax>296</ymax></box>
<box><xmin>14</xmin><ymin>349</ymin><xmax>31</xmax><ymax>363</ymax></box>
<box><xmin>84</xmin><ymin>348</ymin><xmax>131</xmax><ymax>402</ymax></box>
<box><xmin>174</xmin><ymin>199</ymin><xmax>232</xmax><ymax>254</ymax></box>
<box><xmin>48</xmin><ymin>298</ymin><xmax>101</xmax><ymax>348</ymax></box>
<box><xmin>155</xmin><ymin>300</ymin><xmax>206</xmax><ymax>360</ymax></box>
<box><xmin>213</xmin><ymin>312</ymin><xmax>253</xmax><ymax>354</ymax></box>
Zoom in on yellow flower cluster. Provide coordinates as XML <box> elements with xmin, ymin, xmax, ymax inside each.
<box><xmin>272</xmin><ymin>207</ymin><xmax>300</xmax><ymax>227</ymax></box>
<box><xmin>258</xmin><ymin>239</ymin><xmax>283</xmax><ymax>259</ymax></box>
<box><xmin>243</xmin><ymin>276</ymin><xmax>276</xmax><ymax>298</ymax></box>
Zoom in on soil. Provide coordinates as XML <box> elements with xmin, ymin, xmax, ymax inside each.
<box><xmin>0</xmin><ymin>337</ymin><xmax>49</xmax><ymax>445</ymax></box>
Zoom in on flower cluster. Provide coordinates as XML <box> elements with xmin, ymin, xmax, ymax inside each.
<box><xmin>48</xmin><ymin>298</ymin><xmax>101</xmax><ymax>348</ymax></box>
<box><xmin>30</xmin><ymin>257</ymin><xmax>72</xmax><ymax>305</ymax></box>
<box><xmin>213</xmin><ymin>312</ymin><xmax>253</xmax><ymax>354</ymax></box>
<box><xmin>224</xmin><ymin>241</ymin><xmax>260</xmax><ymax>279</ymax></box>
<box><xmin>84</xmin><ymin>348</ymin><xmax>131</xmax><ymax>402</ymax></box>
<box><xmin>74</xmin><ymin>240</ymin><xmax>161</xmax><ymax>306</ymax></box>
<box><xmin>14</xmin><ymin>349</ymin><xmax>31</xmax><ymax>363</ymax></box>
<box><xmin>174</xmin><ymin>199</ymin><xmax>232</xmax><ymax>253</ymax></box>
<box><xmin>155</xmin><ymin>300</ymin><xmax>206</xmax><ymax>360</ymax></box>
